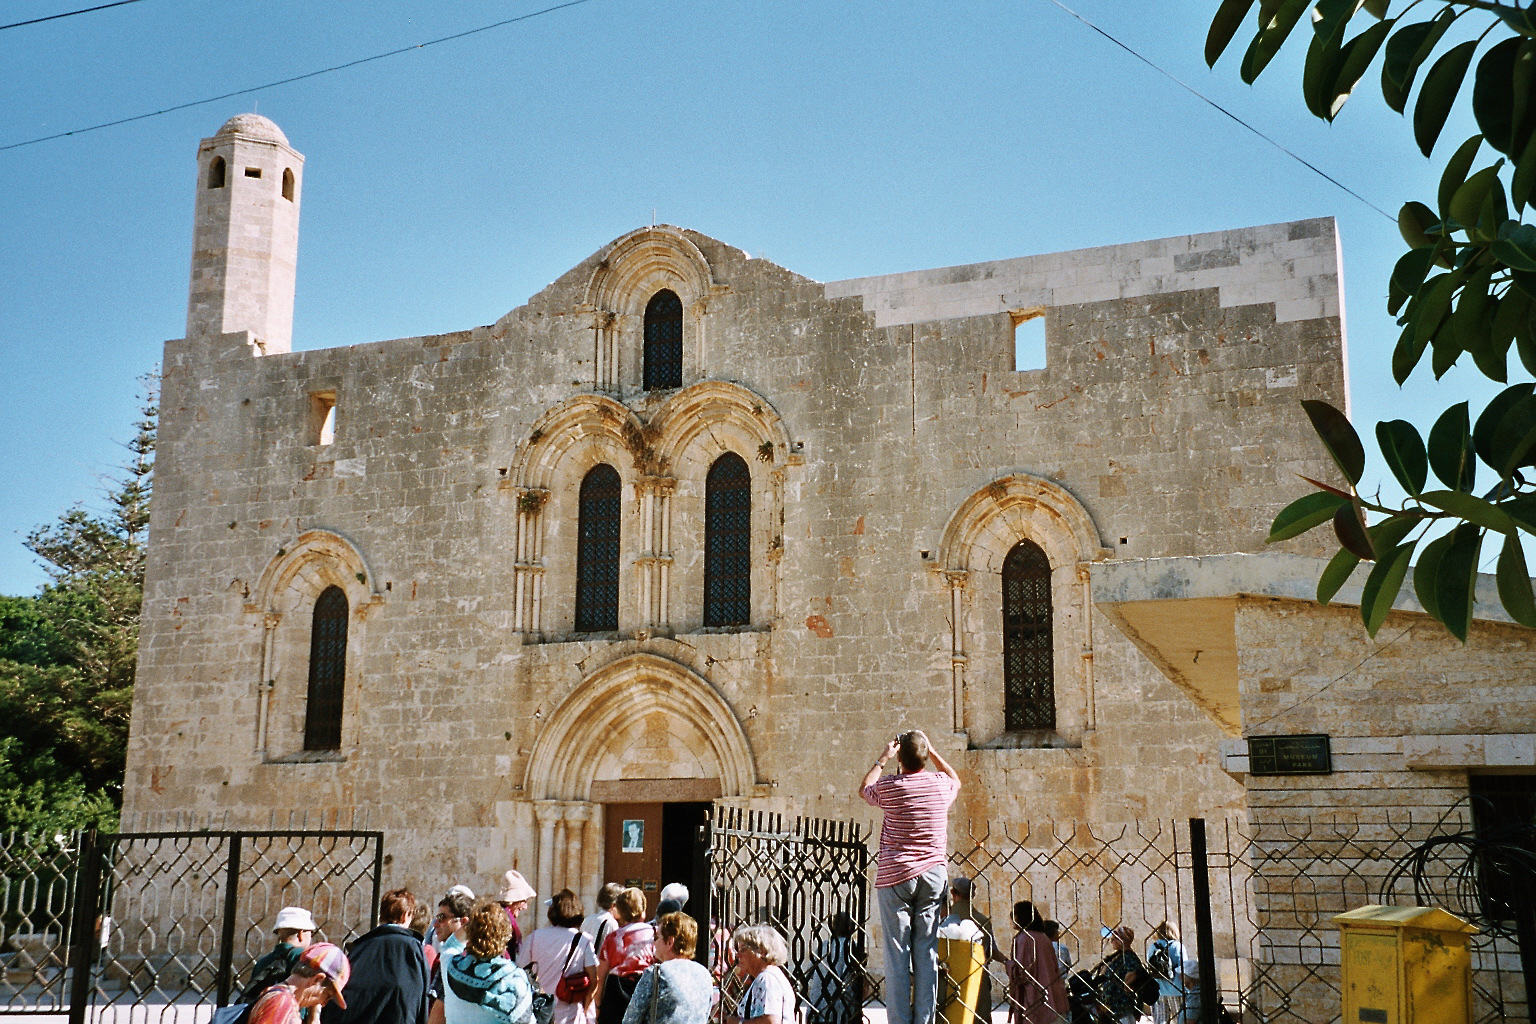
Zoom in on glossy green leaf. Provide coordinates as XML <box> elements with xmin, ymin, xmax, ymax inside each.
<box><xmin>1515</xmin><ymin>270</ymin><xmax>1536</xmax><ymax>301</ymax></box>
<box><xmin>1384</xmin><ymin>12</ymin><xmax>1457</xmax><ymax>113</ymax></box>
<box><xmin>1393</xmin><ymin>319</ymin><xmax>1429</xmax><ymax>383</ymax></box>
<box><xmin>1435</xmin><ymin>523</ymin><xmax>1483</xmax><ymax>641</ymax></box>
<box><xmin>1428</xmin><ymin>402</ymin><xmax>1476</xmax><ymax>491</ymax></box>
<box><xmin>1513</xmin><ymin>126</ymin><xmax>1536</xmax><ymax>210</ymax></box>
<box><xmin>1413</xmin><ymin>529</ymin><xmax>1455</xmax><ymax>620</ymax></box>
<box><xmin>1454</xmin><ymin>267</ymin><xmax>1503</xmax><ymax>380</ymax></box>
<box><xmin>1519</xmin><ymin>312</ymin><xmax>1536</xmax><ymax>377</ymax></box>
<box><xmin>1207</xmin><ymin>0</ymin><xmax>1259</xmax><ymax>66</ymax></box>
<box><xmin>1496</xmin><ymin>532</ymin><xmax>1536</xmax><ymax>626</ymax></box>
<box><xmin>1511</xmin><ymin>42</ymin><xmax>1536</xmax><ymax>160</ymax></box>
<box><xmin>1372</xmin><ymin>513</ymin><xmax>1422</xmax><ymax>552</ymax></box>
<box><xmin>1439</xmin><ymin>135</ymin><xmax>1485</xmax><ymax>213</ymax></box>
<box><xmin>1268</xmin><ymin>489</ymin><xmax>1351</xmax><ymax>542</ymax></box>
<box><xmin>1327</xmin><ymin>20</ymin><xmax>1394</xmax><ymax>117</ymax></box>
<box><xmin>1241</xmin><ymin>0</ymin><xmax>1312</xmax><ymax>82</ymax></box>
<box><xmin>1474</xmin><ymin>38</ymin><xmax>1524</xmax><ymax>153</ymax></box>
<box><xmin>1305</xmin><ymin>0</ymin><xmax>1356</xmax><ymax>117</ymax></box>
<box><xmin>1391</xmin><ymin>246</ymin><xmax>1436</xmax><ymax>295</ymax></box>
<box><xmin>1485</xmin><ymin>392</ymin><xmax>1536</xmax><ymax>476</ymax></box>
<box><xmin>1493</xmin><ymin>231</ymin><xmax>1536</xmax><ymax>271</ymax></box>
<box><xmin>1494</xmin><ymin>6</ymin><xmax>1536</xmax><ymax>35</ymax></box>
<box><xmin>1398</xmin><ymin>201</ymin><xmax>1439</xmax><ymax>249</ymax></box>
<box><xmin>1376</xmin><ymin>419</ymin><xmax>1428</xmax><ymax>495</ymax></box>
<box><xmin>1361</xmin><ymin>541</ymin><xmax>1415</xmax><ymax>635</ymax></box>
<box><xmin>1302</xmin><ymin>398</ymin><xmax>1367</xmax><ymax>485</ymax></box>
<box><xmin>1361</xmin><ymin>0</ymin><xmax>1388</xmax><ymax>17</ymax></box>
<box><xmin>1415</xmin><ymin>272</ymin><xmax>1457</xmax><ymax>349</ymax></box>
<box><xmin>1317</xmin><ymin>546</ymin><xmax>1362</xmax><ymax>605</ymax></box>
<box><xmin>1334</xmin><ymin>501</ymin><xmax>1376</xmax><ymax>559</ymax></box>
<box><xmin>1421</xmin><ymin>488</ymin><xmax>1517</xmax><ymax>534</ymax></box>
<box><xmin>1507</xmin><ymin>494</ymin><xmax>1536</xmax><ymax>535</ymax></box>
<box><xmin>1415</xmin><ymin>41</ymin><xmax>1478</xmax><ymax>156</ymax></box>
<box><xmin>1450</xmin><ymin>165</ymin><xmax>1504</xmax><ymax>227</ymax></box>
<box><xmin>1474</xmin><ymin>383</ymin><xmax>1536</xmax><ymax>468</ymax></box>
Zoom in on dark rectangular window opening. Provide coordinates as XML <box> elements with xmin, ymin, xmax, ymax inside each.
<box><xmin>244</xmin><ymin>166</ymin><xmax>263</xmax><ymax>178</ymax></box>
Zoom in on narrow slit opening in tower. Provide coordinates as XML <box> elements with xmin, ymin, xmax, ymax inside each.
<box><xmin>310</xmin><ymin>392</ymin><xmax>336</xmax><ymax>446</ymax></box>
<box><xmin>244</xmin><ymin>167</ymin><xmax>263</xmax><ymax>178</ymax></box>
<box><xmin>1012</xmin><ymin>311</ymin><xmax>1047</xmax><ymax>371</ymax></box>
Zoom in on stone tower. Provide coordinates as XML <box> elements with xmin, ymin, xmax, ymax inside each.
<box><xmin>186</xmin><ymin>113</ymin><xmax>303</xmax><ymax>354</ymax></box>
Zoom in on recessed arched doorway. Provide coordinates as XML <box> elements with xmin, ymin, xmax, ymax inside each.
<box><xmin>523</xmin><ymin>653</ymin><xmax>759</xmax><ymax>921</ymax></box>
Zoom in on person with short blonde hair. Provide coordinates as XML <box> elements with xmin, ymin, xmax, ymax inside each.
<box><xmin>726</xmin><ymin>925</ymin><xmax>794</xmax><ymax>1024</ymax></box>
<box><xmin>623</xmin><ymin>913</ymin><xmax>713</xmax><ymax>1024</ymax></box>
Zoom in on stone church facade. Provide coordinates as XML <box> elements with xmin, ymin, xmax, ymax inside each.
<box><xmin>124</xmin><ymin>115</ymin><xmax>1353</xmax><ymax>910</ymax></box>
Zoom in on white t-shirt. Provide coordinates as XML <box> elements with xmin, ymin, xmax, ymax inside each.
<box><xmin>580</xmin><ymin>911</ymin><xmax>617</xmax><ymax>952</ymax></box>
<box><xmin>518</xmin><ymin>926</ymin><xmax>598</xmax><ymax>1024</ymax></box>
<box><xmin>743</xmin><ymin>965</ymin><xmax>796</xmax><ymax>1024</ymax></box>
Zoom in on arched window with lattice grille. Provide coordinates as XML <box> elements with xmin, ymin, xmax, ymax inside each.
<box><xmin>643</xmin><ymin>289</ymin><xmax>683</xmax><ymax>390</ymax></box>
<box><xmin>704</xmin><ymin>453</ymin><xmax>751</xmax><ymax>626</ymax></box>
<box><xmin>576</xmin><ymin>464</ymin><xmax>622</xmax><ymax>631</ymax></box>
<box><xmin>303</xmin><ymin>585</ymin><xmax>348</xmax><ymax>750</ymax></box>
<box><xmin>1002</xmin><ymin>540</ymin><xmax>1054</xmax><ymax>731</ymax></box>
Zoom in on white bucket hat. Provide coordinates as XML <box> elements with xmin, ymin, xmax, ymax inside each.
<box><xmin>273</xmin><ymin>906</ymin><xmax>317</xmax><ymax>932</ymax></box>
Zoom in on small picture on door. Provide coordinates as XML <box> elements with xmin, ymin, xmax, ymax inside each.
<box><xmin>621</xmin><ymin>819</ymin><xmax>645</xmax><ymax>853</ymax></box>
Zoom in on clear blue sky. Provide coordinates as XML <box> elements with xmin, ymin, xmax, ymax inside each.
<box><xmin>0</xmin><ymin>0</ymin><xmax>1505</xmax><ymax>595</ymax></box>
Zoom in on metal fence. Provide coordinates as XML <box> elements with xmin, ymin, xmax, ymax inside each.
<box><xmin>0</xmin><ymin>828</ymin><xmax>384</xmax><ymax>1023</ymax></box>
<box><xmin>707</xmin><ymin>807</ymin><xmax>872</xmax><ymax>1024</ymax></box>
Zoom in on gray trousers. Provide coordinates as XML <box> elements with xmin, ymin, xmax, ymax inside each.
<box><xmin>877</xmin><ymin>865</ymin><xmax>947</xmax><ymax>1024</ymax></box>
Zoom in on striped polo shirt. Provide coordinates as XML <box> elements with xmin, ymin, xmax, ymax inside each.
<box><xmin>862</xmin><ymin>769</ymin><xmax>960</xmax><ymax>887</ymax></box>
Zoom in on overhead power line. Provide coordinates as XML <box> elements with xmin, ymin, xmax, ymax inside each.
<box><xmin>1040</xmin><ymin>0</ymin><xmax>1397</xmax><ymax>223</ymax></box>
<box><xmin>1</xmin><ymin>0</ymin><xmax>147</xmax><ymax>33</ymax></box>
<box><xmin>0</xmin><ymin>0</ymin><xmax>600</xmax><ymax>153</ymax></box>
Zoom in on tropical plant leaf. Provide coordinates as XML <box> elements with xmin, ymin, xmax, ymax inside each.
<box><xmin>1485</xmin><ymin>391</ymin><xmax>1536</xmax><ymax>476</ymax></box>
<box><xmin>1207</xmin><ymin>0</ymin><xmax>1260</xmax><ymax>65</ymax></box>
<box><xmin>1326</xmin><ymin>20</ymin><xmax>1394</xmax><ymax>117</ymax></box>
<box><xmin>1493</xmin><ymin>223</ymin><xmax>1536</xmax><ymax>270</ymax></box>
<box><xmin>1391</xmin><ymin>246</ymin><xmax>1437</xmax><ymax>294</ymax></box>
<box><xmin>1361</xmin><ymin>541</ymin><xmax>1415</xmax><ymax>635</ymax></box>
<box><xmin>1474</xmin><ymin>38</ymin><xmax>1524</xmax><ymax>153</ymax></box>
<box><xmin>1449</xmin><ymin>164</ymin><xmax>1505</xmax><ymax>229</ymax></box>
<box><xmin>1416</xmin><ymin>41</ymin><xmax>1478</xmax><ymax>156</ymax></box>
<box><xmin>1242</xmin><ymin>0</ymin><xmax>1312</xmax><ymax>82</ymax></box>
<box><xmin>1496</xmin><ymin>532</ymin><xmax>1536</xmax><ymax>626</ymax></box>
<box><xmin>1435</xmin><ymin>523</ymin><xmax>1484</xmax><ymax>641</ymax></box>
<box><xmin>1334</xmin><ymin>501</ymin><xmax>1376</xmax><ymax>559</ymax></box>
<box><xmin>1376</xmin><ymin>419</ymin><xmax>1428</xmax><ymax>495</ymax></box>
<box><xmin>1413</xmin><ymin>528</ymin><xmax>1456</xmax><ymax>620</ymax></box>
<box><xmin>1474</xmin><ymin>382</ymin><xmax>1536</xmax><ymax>470</ymax></box>
<box><xmin>1384</xmin><ymin>11</ymin><xmax>1457</xmax><ymax>113</ymax></box>
<box><xmin>1299</xmin><ymin>474</ymin><xmax>1356</xmax><ymax>499</ymax></box>
<box><xmin>1305</xmin><ymin>0</ymin><xmax>1358</xmax><ymax>117</ymax></box>
<box><xmin>1439</xmin><ymin>134</ymin><xmax>1485</xmax><ymax>212</ymax></box>
<box><xmin>1428</xmin><ymin>401</ymin><xmax>1476</xmax><ymax>490</ymax></box>
<box><xmin>1415</xmin><ymin>273</ymin><xmax>1458</xmax><ymax>354</ymax></box>
<box><xmin>1508</xmin><ymin>494</ymin><xmax>1536</xmax><ymax>535</ymax></box>
<box><xmin>1515</xmin><ymin>130</ymin><xmax>1536</xmax><ymax>210</ymax></box>
<box><xmin>1393</xmin><ymin>319</ymin><xmax>1430</xmax><ymax>382</ymax></box>
<box><xmin>1398</xmin><ymin>200</ymin><xmax>1439</xmax><ymax>249</ymax></box>
<box><xmin>1317</xmin><ymin>546</ymin><xmax>1362</xmax><ymax>605</ymax></box>
<box><xmin>1420</xmin><ymin>488</ymin><xmax>1517</xmax><ymax>533</ymax></box>
<box><xmin>1302</xmin><ymin>399</ymin><xmax>1366</xmax><ymax>485</ymax></box>
<box><xmin>1269</xmin><ymin>490</ymin><xmax>1351</xmax><ymax>542</ymax></box>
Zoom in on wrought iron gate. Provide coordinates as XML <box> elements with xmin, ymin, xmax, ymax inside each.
<box><xmin>706</xmin><ymin>807</ymin><xmax>871</xmax><ymax>1024</ymax></box>
<box><xmin>0</xmin><ymin>828</ymin><xmax>383</xmax><ymax>1023</ymax></box>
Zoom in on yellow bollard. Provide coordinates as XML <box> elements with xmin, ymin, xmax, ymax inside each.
<box><xmin>938</xmin><ymin>937</ymin><xmax>988</xmax><ymax>1024</ymax></box>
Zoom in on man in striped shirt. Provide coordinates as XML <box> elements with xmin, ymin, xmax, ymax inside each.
<box><xmin>860</xmin><ymin>730</ymin><xmax>961</xmax><ymax>1024</ymax></box>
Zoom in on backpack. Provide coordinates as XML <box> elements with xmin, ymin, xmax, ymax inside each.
<box><xmin>1147</xmin><ymin>941</ymin><xmax>1173</xmax><ymax>983</ymax></box>
<box><xmin>210</xmin><ymin>1003</ymin><xmax>253</xmax><ymax>1024</ymax></box>
<box><xmin>1133</xmin><ymin>967</ymin><xmax>1161</xmax><ymax>1007</ymax></box>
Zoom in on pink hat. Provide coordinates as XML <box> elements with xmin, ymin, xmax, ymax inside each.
<box><xmin>299</xmin><ymin>942</ymin><xmax>350</xmax><ymax>1008</ymax></box>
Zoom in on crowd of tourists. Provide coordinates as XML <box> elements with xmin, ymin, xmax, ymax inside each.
<box><xmin>220</xmin><ymin>727</ymin><xmax>1204</xmax><ymax>1024</ymax></box>
<box><xmin>221</xmin><ymin>873</ymin><xmax>799</xmax><ymax>1024</ymax></box>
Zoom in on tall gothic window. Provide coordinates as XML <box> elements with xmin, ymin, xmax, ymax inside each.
<box><xmin>704</xmin><ymin>453</ymin><xmax>751</xmax><ymax>626</ymax></box>
<box><xmin>643</xmin><ymin>289</ymin><xmax>683</xmax><ymax>390</ymax></box>
<box><xmin>303</xmin><ymin>585</ymin><xmax>348</xmax><ymax>750</ymax></box>
<box><xmin>1002</xmin><ymin>540</ymin><xmax>1054</xmax><ymax>731</ymax></box>
<box><xmin>576</xmin><ymin>464</ymin><xmax>622</xmax><ymax>631</ymax></box>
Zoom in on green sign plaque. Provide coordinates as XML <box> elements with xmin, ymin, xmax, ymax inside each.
<box><xmin>1247</xmin><ymin>733</ymin><xmax>1332</xmax><ymax>776</ymax></box>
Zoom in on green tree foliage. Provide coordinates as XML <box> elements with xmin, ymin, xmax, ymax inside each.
<box><xmin>1209</xmin><ymin>0</ymin><xmax>1536</xmax><ymax>640</ymax></box>
<box><xmin>0</xmin><ymin>377</ymin><xmax>155</xmax><ymax>832</ymax></box>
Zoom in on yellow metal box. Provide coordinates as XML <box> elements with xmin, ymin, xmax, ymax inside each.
<box><xmin>1333</xmin><ymin>905</ymin><xmax>1477</xmax><ymax>1024</ymax></box>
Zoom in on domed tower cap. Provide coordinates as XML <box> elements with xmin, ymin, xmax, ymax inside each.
<box><xmin>214</xmin><ymin>113</ymin><xmax>289</xmax><ymax>146</ymax></box>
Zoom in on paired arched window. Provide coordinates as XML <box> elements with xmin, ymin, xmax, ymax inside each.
<box><xmin>643</xmin><ymin>290</ymin><xmax>683</xmax><ymax>391</ymax></box>
<box><xmin>303</xmin><ymin>586</ymin><xmax>348</xmax><ymax>750</ymax></box>
<box><xmin>207</xmin><ymin>156</ymin><xmax>226</xmax><ymax>189</ymax></box>
<box><xmin>575</xmin><ymin>464</ymin><xmax>622</xmax><ymax>631</ymax></box>
<box><xmin>704</xmin><ymin>453</ymin><xmax>751</xmax><ymax>626</ymax></box>
<box><xmin>1002</xmin><ymin>540</ymin><xmax>1054</xmax><ymax>731</ymax></box>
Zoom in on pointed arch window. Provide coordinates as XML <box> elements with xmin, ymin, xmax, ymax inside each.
<box><xmin>704</xmin><ymin>453</ymin><xmax>751</xmax><ymax>626</ymax></box>
<box><xmin>1002</xmin><ymin>540</ymin><xmax>1054</xmax><ymax>731</ymax></box>
<box><xmin>303</xmin><ymin>585</ymin><xmax>348</xmax><ymax>750</ymax></box>
<box><xmin>576</xmin><ymin>464</ymin><xmax>622</xmax><ymax>631</ymax></box>
<box><xmin>643</xmin><ymin>289</ymin><xmax>683</xmax><ymax>391</ymax></box>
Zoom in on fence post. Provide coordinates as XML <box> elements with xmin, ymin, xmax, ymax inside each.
<box><xmin>66</xmin><ymin>829</ymin><xmax>102</xmax><ymax>1024</ymax></box>
<box><xmin>696</xmin><ymin>813</ymin><xmax>712</xmax><ymax>967</ymax></box>
<box><xmin>215</xmin><ymin>833</ymin><xmax>243</xmax><ymax>1006</ymax></box>
<box><xmin>1189</xmin><ymin>818</ymin><xmax>1219</xmax><ymax>1024</ymax></box>
<box><xmin>370</xmin><ymin>834</ymin><xmax>385</xmax><ymax>930</ymax></box>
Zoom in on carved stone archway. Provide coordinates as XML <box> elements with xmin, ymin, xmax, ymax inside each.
<box><xmin>522</xmin><ymin>652</ymin><xmax>758</xmax><ymax>907</ymax></box>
